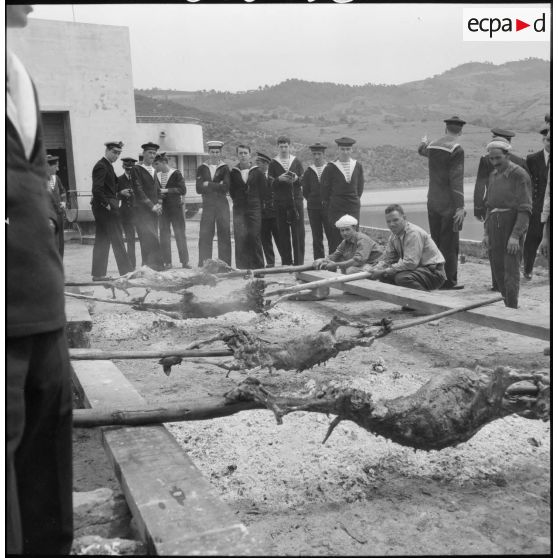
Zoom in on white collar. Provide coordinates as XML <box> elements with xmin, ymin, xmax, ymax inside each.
<box><xmin>309</xmin><ymin>163</ymin><xmax>327</xmax><ymax>175</ymax></box>
<box><xmin>157</xmin><ymin>167</ymin><xmax>176</xmax><ymax>180</ymax></box>
<box><xmin>274</xmin><ymin>154</ymin><xmax>295</xmax><ymax>168</ymax></box>
<box><xmin>333</xmin><ymin>158</ymin><xmax>357</xmax><ymax>180</ymax></box>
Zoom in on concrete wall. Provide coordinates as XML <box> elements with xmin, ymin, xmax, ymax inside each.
<box><xmin>135</xmin><ymin>123</ymin><xmax>205</xmax><ymax>156</ymax></box>
<box><xmin>8</xmin><ymin>18</ymin><xmax>137</xmax><ymax>213</ymax></box>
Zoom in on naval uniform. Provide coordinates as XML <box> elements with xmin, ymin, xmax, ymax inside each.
<box><xmin>7</xmin><ymin>49</ymin><xmax>73</xmax><ymax>554</ymax></box>
<box><xmin>91</xmin><ymin>157</ymin><xmax>133</xmax><ymax>277</ymax></box>
<box><xmin>229</xmin><ymin>164</ymin><xmax>265</xmax><ymax>269</ymax></box>
<box><xmin>260</xmin><ymin>170</ymin><xmax>281</xmax><ymax>267</ymax></box>
<box><xmin>158</xmin><ymin>168</ymin><xmax>189</xmax><ymax>267</ymax></box>
<box><xmin>196</xmin><ymin>162</ymin><xmax>232</xmax><ymax>266</ymax></box>
<box><xmin>301</xmin><ymin>163</ymin><xmax>334</xmax><ymax>259</ymax></box>
<box><xmin>268</xmin><ymin>155</ymin><xmax>305</xmax><ymax>265</ymax></box>
<box><xmin>130</xmin><ymin>163</ymin><xmax>164</xmax><ymax>270</ymax></box>
<box><xmin>47</xmin><ymin>173</ymin><xmax>67</xmax><ymax>257</ymax></box>
<box><xmin>418</xmin><ymin>134</ymin><xmax>464</xmax><ymax>288</ymax></box>
<box><xmin>117</xmin><ymin>171</ymin><xmax>137</xmax><ymax>269</ymax></box>
<box><xmin>485</xmin><ymin>162</ymin><xmax>532</xmax><ymax>308</ymax></box>
<box><xmin>523</xmin><ymin>149</ymin><xmax>550</xmax><ymax>276</ymax></box>
<box><xmin>320</xmin><ymin>158</ymin><xmax>364</xmax><ymax>249</ymax></box>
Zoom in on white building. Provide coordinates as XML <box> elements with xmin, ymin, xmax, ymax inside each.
<box><xmin>7</xmin><ymin>18</ymin><xmax>205</xmax><ymax>222</ymax></box>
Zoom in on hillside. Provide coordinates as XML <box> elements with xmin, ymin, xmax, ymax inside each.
<box><xmin>136</xmin><ymin>58</ymin><xmax>550</xmax><ymax>186</ymax></box>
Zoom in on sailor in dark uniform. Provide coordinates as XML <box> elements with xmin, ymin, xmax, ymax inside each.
<box><xmin>255</xmin><ymin>152</ymin><xmax>281</xmax><ymax>267</ymax></box>
<box><xmin>116</xmin><ymin>157</ymin><xmax>138</xmax><ymax>269</ymax></box>
<box><xmin>46</xmin><ymin>154</ymin><xmax>66</xmax><ymax>257</ymax></box>
<box><xmin>229</xmin><ymin>144</ymin><xmax>265</xmax><ymax>269</ymax></box>
<box><xmin>90</xmin><ymin>141</ymin><xmax>133</xmax><ymax>280</ymax></box>
<box><xmin>473</xmin><ymin>128</ymin><xmax>527</xmax><ymax>290</ymax></box>
<box><xmin>418</xmin><ymin>116</ymin><xmax>466</xmax><ymax>290</ymax></box>
<box><xmin>320</xmin><ymin>137</ymin><xmax>365</xmax><ymax>249</ymax></box>
<box><xmin>196</xmin><ymin>140</ymin><xmax>232</xmax><ymax>266</ymax></box>
<box><xmin>130</xmin><ymin>142</ymin><xmax>164</xmax><ymax>270</ymax></box>
<box><xmin>268</xmin><ymin>136</ymin><xmax>305</xmax><ymax>265</ymax></box>
<box><xmin>153</xmin><ymin>152</ymin><xmax>190</xmax><ymax>269</ymax></box>
<box><xmin>301</xmin><ymin>142</ymin><xmax>334</xmax><ymax>259</ymax></box>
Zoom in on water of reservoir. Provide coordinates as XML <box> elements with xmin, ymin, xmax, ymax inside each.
<box><xmin>359</xmin><ymin>182</ymin><xmax>484</xmax><ymax>241</ymax></box>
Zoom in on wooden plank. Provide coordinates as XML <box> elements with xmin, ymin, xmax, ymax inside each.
<box><xmin>65</xmin><ymin>294</ymin><xmax>92</xmax><ymax>348</ymax></box>
<box><xmin>72</xmin><ymin>360</ymin><xmax>264</xmax><ymax>556</ymax></box>
<box><xmin>296</xmin><ymin>270</ymin><xmax>550</xmax><ymax>341</ymax></box>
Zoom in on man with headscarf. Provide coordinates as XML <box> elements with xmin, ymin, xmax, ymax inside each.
<box><xmin>418</xmin><ymin>116</ymin><xmax>466</xmax><ymax>290</ymax></box>
<box><xmin>473</xmin><ymin>127</ymin><xmax>527</xmax><ymax>290</ymax></box>
<box><xmin>313</xmin><ymin>214</ymin><xmax>382</xmax><ymax>274</ymax></box>
<box><xmin>483</xmin><ymin>139</ymin><xmax>532</xmax><ymax>308</ymax></box>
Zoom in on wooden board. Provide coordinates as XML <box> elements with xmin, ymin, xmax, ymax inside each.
<box><xmin>296</xmin><ymin>270</ymin><xmax>550</xmax><ymax>341</ymax></box>
<box><xmin>72</xmin><ymin>360</ymin><xmax>264</xmax><ymax>556</ymax></box>
<box><xmin>65</xmin><ymin>294</ymin><xmax>92</xmax><ymax>348</ymax></box>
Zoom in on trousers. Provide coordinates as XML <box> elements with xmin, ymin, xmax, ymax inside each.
<box><xmin>91</xmin><ymin>205</ymin><xmax>132</xmax><ymax>277</ymax></box>
<box><xmin>261</xmin><ymin>216</ymin><xmax>281</xmax><ymax>266</ymax></box>
<box><xmin>307</xmin><ymin>207</ymin><xmax>335</xmax><ymax>260</ymax></box>
<box><xmin>523</xmin><ymin>211</ymin><xmax>544</xmax><ymax>275</ymax></box>
<box><xmin>198</xmin><ymin>197</ymin><xmax>231</xmax><ymax>266</ymax></box>
<box><xmin>275</xmin><ymin>199</ymin><xmax>305</xmax><ymax>265</ymax></box>
<box><xmin>427</xmin><ymin>208</ymin><xmax>459</xmax><ymax>287</ymax></box>
<box><xmin>135</xmin><ymin>207</ymin><xmax>163</xmax><ymax>270</ymax></box>
<box><xmin>7</xmin><ymin>329</ymin><xmax>73</xmax><ymax>554</ymax></box>
<box><xmin>160</xmin><ymin>203</ymin><xmax>189</xmax><ymax>266</ymax></box>
<box><xmin>381</xmin><ymin>265</ymin><xmax>446</xmax><ymax>291</ymax></box>
<box><xmin>486</xmin><ymin>210</ymin><xmax>523</xmax><ymax>308</ymax></box>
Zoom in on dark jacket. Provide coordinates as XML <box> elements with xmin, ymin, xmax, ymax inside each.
<box><xmin>526</xmin><ymin>150</ymin><xmax>549</xmax><ymax>215</ymax></box>
<box><xmin>7</xmin><ymin>85</ymin><xmax>65</xmax><ymax>337</ymax></box>
<box><xmin>261</xmin><ymin>172</ymin><xmax>276</xmax><ymax>219</ymax></box>
<box><xmin>268</xmin><ymin>156</ymin><xmax>304</xmax><ymax>206</ymax></box>
<box><xmin>419</xmin><ymin>135</ymin><xmax>464</xmax><ymax>215</ymax></box>
<box><xmin>474</xmin><ymin>152</ymin><xmax>527</xmax><ymax>219</ymax></box>
<box><xmin>229</xmin><ymin>165</ymin><xmax>265</xmax><ymax>209</ymax></box>
<box><xmin>117</xmin><ymin>172</ymin><xmax>135</xmax><ymax>217</ymax></box>
<box><xmin>130</xmin><ymin>164</ymin><xmax>161</xmax><ymax>210</ymax></box>
<box><xmin>158</xmin><ymin>168</ymin><xmax>186</xmax><ymax>208</ymax></box>
<box><xmin>196</xmin><ymin>162</ymin><xmax>230</xmax><ymax>200</ymax></box>
<box><xmin>320</xmin><ymin>160</ymin><xmax>364</xmax><ymax>221</ymax></box>
<box><xmin>91</xmin><ymin>157</ymin><xmax>119</xmax><ymax>210</ymax></box>
<box><xmin>48</xmin><ymin>174</ymin><xmax>67</xmax><ymax>216</ymax></box>
<box><xmin>301</xmin><ymin>165</ymin><xmax>327</xmax><ymax>210</ymax></box>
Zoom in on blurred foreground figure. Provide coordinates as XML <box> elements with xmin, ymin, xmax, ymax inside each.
<box><xmin>7</xmin><ymin>4</ymin><xmax>73</xmax><ymax>553</ymax></box>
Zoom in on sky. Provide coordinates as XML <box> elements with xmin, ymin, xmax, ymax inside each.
<box><xmin>29</xmin><ymin>3</ymin><xmax>551</xmax><ymax>92</ymax></box>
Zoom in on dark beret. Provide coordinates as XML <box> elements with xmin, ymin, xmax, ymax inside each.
<box><xmin>46</xmin><ymin>154</ymin><xmax>59</xmax><ymax>164</ymax></box>
<box><xmin>309</xmin><ymin>142</ymin><xmax>327</xmax><ymax>152</ymax></box>
<box><xmin>334</xmin><ymin>137</ymin><xmax>356</xmax><ymax>147</ymax></box>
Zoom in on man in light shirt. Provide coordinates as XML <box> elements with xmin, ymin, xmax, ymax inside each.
<box><xmin>365</xmin><ymin>204</ymin><xmax>446</xmax><ymax>291</ymax></box>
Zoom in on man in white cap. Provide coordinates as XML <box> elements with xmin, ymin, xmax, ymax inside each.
<box><xmin>365</xmin><ymin>204</ymin><xmax>446</xmax><ymax>291</ymax></box>
<box><xmin>483</xmin><ymin>139</ymin><xmax>532</xmax><ymax>308</ymax></box>
<box><xmin>196</xmin><ymin>140</ymin><xmax>231</xmax><ymax>266</ymax></box>
<box><xmin>313</xmin><ymin>214</ymin><xmax>382</xmax><ymax>274</ymax></box>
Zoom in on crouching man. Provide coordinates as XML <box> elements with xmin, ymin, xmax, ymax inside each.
<box><xmin>313</xmin><ymin>214</ymin><xmax>382</xmax><ymax>274</ymax></box>
<box><xmin>364</xmin><ymin>204</ymin><xmax>446</xmax><ymax>291</ymax></box>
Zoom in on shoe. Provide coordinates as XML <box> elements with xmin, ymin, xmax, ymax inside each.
<box><xmin>401</xmin><ymin>305</ymin><xmax>416</xmax><ymax>312</ymax></box>
<box><xmin>440</xmin><ymin>282</ymin><xmax>464</xmax><ymax>290</ymax></box>
<box><xmin>92</xmin><ymin>275</ymin><xmax>112</xmax><ymax>282</ymax></box>
<box><xmin>182</xmin><ymin>263</ymin><xmax>192</xmax><ymax>269</ymax></box>
<box><xmin>523</xmin><ymin>272</ymin><xmax>532</xmax><ymax>280</ymax></box>
<box><xmin>163</xmin><ymin>263</ymin><xmax>173</xmax><ymax>270</ymax></box>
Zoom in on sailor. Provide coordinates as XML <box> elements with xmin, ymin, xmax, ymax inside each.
<box><xmin>46</xmin><ymin>154</ymin><xmax>67</xmax><ymax>257</ymax></box>
<box><xmin>153</xmin><ymin>152</ymin><xmax>190</xmax><ymax>269</ymax></box>
<box><xmin>116</xmin><ymin>156</ymin><xmax>138</xmax><ymax>269</ymax></box>
<box><xmin>301</xmin><ymin>142</ymin><xmax>335</xmax><ymax>260</ymax></box>
<box><xmin>320</xmin><ymin>136</ymin><xmax>365</xmax><ymax>250</ymax></box>
<box><xmin>229</xmin><ymin>144</ymin><xmax>265</xmax><ymax>269</ymax></box>
<box><xmin>196</xmin><ymin>140</ymin><xmax>232</xmax><ymax>266</ymax></box>
<box><xmin>313</xmin><ymin>214</ymin><xmax>382</xmax><ymax>274</ymax></box>
<box><xmin>255</xmin><ymin>152</ymin><xmax>281</xmax><ymax>267</ymax></box>
<box><xmin>90</xmin><ymin>141</ymin><xmax>133</xmax><ymax>280</ymax></box>
<box><xmin>418</xmin><ymin>116</ymin><xmax>466</xmax><ymax>290</ymax></box>
<box><xmin>130</xmin><ymin>142</ymin><xmax>164</xmax><ymax>270</ymax></box>
<box><xmin>268</xmin><ymin>136</ymin><xmax>305</xmax><ymax>265</ymax></box>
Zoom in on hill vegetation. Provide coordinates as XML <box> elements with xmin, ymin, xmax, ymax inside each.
<box><xmin>136</xmin><ymin>58</ymin><xmax>550</xmax><ymax>187</ymax></box>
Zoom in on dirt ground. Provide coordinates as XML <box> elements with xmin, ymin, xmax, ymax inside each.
<box><xmin>68</xmin><ymin>221</ymin><xmax>550</xmax><ymax>555</ymax></box>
